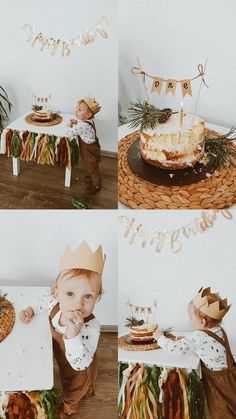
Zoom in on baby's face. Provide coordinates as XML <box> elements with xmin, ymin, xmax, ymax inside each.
<box><xmin>188</xmin><ymin>301</ymin><xmax>205</xmax><ymax>330</ymax></box>
<box><xmin>55</xmin><ymin>272</ymin><xmax>100</xmax><ymax>318</ymax></box>
<box><xmin>76</xmin><ymin>101</ymin><xmax>92</xmax><ymax>120</ymax></box>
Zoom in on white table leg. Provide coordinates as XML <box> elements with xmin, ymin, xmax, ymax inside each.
<box><xmin>12</xmin><ymin>157</ymin><xmax>20</xmax><ymax>176</ymax></box>
<box><xmin>65</xmin><ymin>167</ymin><xmax>71</xmax><ymax>187</ymax></box>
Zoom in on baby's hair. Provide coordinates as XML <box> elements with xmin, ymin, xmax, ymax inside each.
<box><xmin>55</xmin><ymin>268</ymin><xmax>104</xmax><ymax>299</ymax></box>
<box><xmin>192</xmin><ymin>293</ymin><xmax>227</xmax><ymax>327</ymax></box>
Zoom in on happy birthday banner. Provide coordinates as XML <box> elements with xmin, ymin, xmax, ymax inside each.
<box><xmin>132</xmin><ymin>63</ymin><xmax>208</xmax><ymax>97</ymax></box>
<box><xmin>22</xmin><ymin>16</ymin><xmax>109</xmax><ymax>57</ymax></box>
<box><xmin>119</xmin><ymin>209</ymin><xmax>232</xmax><ymax>254</ymax></box>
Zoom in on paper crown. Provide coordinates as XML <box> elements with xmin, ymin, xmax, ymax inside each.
<box><xmin>82</xmin><ymin>97</ymin><xmax>101</xmax><ymax>114</ymax></box>
<box><xmin>59</xmin><ymin>241</ymin><xmax>105</xmax><ymax>275</ymax></box>
<box><xmin>193</xmin><ymin>287</ymin><xmax>231</xmax><ymax>320</ymax></box>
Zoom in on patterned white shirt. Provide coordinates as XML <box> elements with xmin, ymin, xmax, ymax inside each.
<box><xmin>31</xmin><ymin>292</ymin><xmax>100</xmax><ymax>371</ymax></box>
<box><xmin>66</xmin><ymin>119</ymin><xmax>96</xmax><ymax>144</ymax></box>
<box><xmin>157</xmin><ymin>327</ymin><xmax>227</xmax><ymax>371</ymax></box>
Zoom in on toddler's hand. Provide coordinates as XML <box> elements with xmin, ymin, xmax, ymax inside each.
<box><xmin>63</xmin><ymin>311</ymin><xmax>84</xmax><ymax>339</ymax></box>
<box><xmin>19</xmin><ymin>306</ymin><xmax>35</xmax><ymax>324</ymax></box>
<box><xmin>175</xmin><ymin>335</ymin><xmax>184</xmax><ymax>341</ymax></box>
<box><xmin>67</xmin><ymin>119</ymin><xmax>77</xmax><ymax>127</ymax></box>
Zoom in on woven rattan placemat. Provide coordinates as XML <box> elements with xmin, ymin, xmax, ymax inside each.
<box><xmin>25</xmin><ymin>113</ymin><xmax>63</xmax><ymax>127</ymax></box>
<box><xmin>118</xmin><ymin>129</ymin><xmax>236</xmax><ymax>209</ymax></box>
<box><xmin>0</xmin><ymin>297</ymin><xmax>15</xmax><ymax>343</ymax></box>
<box><xmin>118</xmin><ymin>334</ymin><xmax>159</xmax><ymax>351</ymax></box>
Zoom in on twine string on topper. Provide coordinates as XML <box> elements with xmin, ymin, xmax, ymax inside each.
<box><xmin>192</xmin><ymin>59</ymin><xmax>208</xmax><ymax>124</ymax></box>
<box><xmin>22</xmin><ymin>16</ymin><xmax>109</xmax><ymax>57</ymax></box>
<box><xmin>136</xmin><ymin>57</ymin><xmax>150</xmax><ymax>103</ymax></box>
<box><xmin>119</xmin><ymin>209</ymin><xmax>232</xmax><ymax>254</ymax></box>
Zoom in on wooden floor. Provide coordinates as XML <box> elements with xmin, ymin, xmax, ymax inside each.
<box><xmin>54</xmin><ymin>332</ymin><xmax>118</xmax><ymax>419</ymax></box>
<box><xmin>0</xmin><ymin>155</ymin><xmax>117</xmax><ymax>209</ymax></box>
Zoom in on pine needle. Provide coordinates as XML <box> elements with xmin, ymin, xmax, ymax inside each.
<box><xmin>128</xmin><ymin>100</ymin><xmax>162</xmax><ymax>130</ymax></box>
<box><xmin>125</xmin><ymin>316</ymin><xmax>144</xmax><ymax>327</ymax></box>
<box><xmin>205</xmin><ymin>127</ymin><xmax>236</xmax><ymax>169</ymax></box>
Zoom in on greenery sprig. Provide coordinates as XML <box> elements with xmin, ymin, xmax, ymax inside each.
<box><xmin>0</xmin><ymin>291</ymin><xmax>9</xmax><ymax>315</ymax></box>
<box><xmin>125</xmin><ymin>316</ymin><xmax>144</xmax><ymax>327</ymax></box>
<box><xmin>128</xmin><ymin>99</ymin><xmax>173</xmax><ymax>130</ymax></box>
<box><xmin>0</xmin><ymin>85</ymin><xmax>13</xmax><ymax>133</ymax></box>
<box><xmin>205</xmin><ymin>127</ymin><xmax>236</xmax><ymax>169</ymax></box>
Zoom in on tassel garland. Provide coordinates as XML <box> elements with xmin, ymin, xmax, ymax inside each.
<box><xmin>1</xmin><ymin>129</ymin><xmax>79</xmax><ymax>169</ymax></box>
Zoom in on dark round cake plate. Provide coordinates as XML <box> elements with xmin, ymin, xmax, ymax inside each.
<box><xmin>118</xmin><ymin>334</ymin><xmax>159</xmax><ymax>351</ymax></box>
<box><xmin>33</xmin><ymin>116</ymin><xmax>53</xmax><ymax>122</ymax></box>
<box><xmin>25</xmin><ymin>113</ymin><xmax>63</xmax><ymax>127</ymax></box>
<box><xmin>124</xmin><ymin>335</ymin><xmax>156</xmax><ymax>346</ymax></box>
<box><xmin>127</xmin><ymin>137</ymin><xmax>216</xmax><ymax>186</ymax></box>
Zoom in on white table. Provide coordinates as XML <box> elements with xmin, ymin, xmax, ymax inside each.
<box><xmin>119</xmin><ymin>329</ymin><xmax>201</xmax><ymax>374</ymax></box>
<box><xmin>0</xmin><ymin>286</ymin><xmax>53</xmax><ymax>391</ymax></box>
<box><xmin>0</xmin><ymin>113</ymin><xmax>75</xmax><ymax>187</ymax></box>
<box><xmin>118</xmin><ymin>121</ymin><xmax>232</xmax><ymax>209</ymax></box>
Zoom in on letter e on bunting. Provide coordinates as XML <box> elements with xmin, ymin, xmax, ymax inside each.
<box><xmin>151</xmin><ymin>77</ymin><xmax>163</xmax><ymax>95</ymax></box>
<box><xmin>181</xmin><ymin>79</ymin><xmax>192</xmax><ymax>97</ymax></box>
<box><xmin>165</xmin><ymin>79</ymin><xmax>177</xmax><ymax>96</ymax></box>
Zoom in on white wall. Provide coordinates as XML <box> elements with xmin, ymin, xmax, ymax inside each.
<box><xmin>119</xmin><ymin>209</ymin><xmax>236</xmax><ymax>352</ymax></box>
<box><xmin>0</xmin><ymin>210</ymin><xmax>117</xmax><ymax>325</ymax></box>
<box><xmin>0</xmin><ymin>0</ymin><xmax>117</xmax><ymax>152</ymax></box>
<box><xmin>119</xmin><ymin>0</ymin><xmax>236</xmax><ymax>128</ymax></box>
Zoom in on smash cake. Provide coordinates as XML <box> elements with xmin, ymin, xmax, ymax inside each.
<box><xmin>126</xmin><ymin>302</ymin><xmax>158</xmax><ymax>344</ymax></box>
<box><xmin>130</xmin><ymin>323</ymin><xmax>157</xmax><ymax>343</ymax></box>
<box><xmin>32</xmin><ymin>95</ymin><xmax>53</xmax><ymax>121</ymax></box>
<box><xmin>34</xmin><ymin>109</ymin><xmax>53</xmax><ymax>121</ymax></box>
<box><xmin>140</xmin><ymin>113</ymin><xmax>205</xmax><ymax>170</ymax></box>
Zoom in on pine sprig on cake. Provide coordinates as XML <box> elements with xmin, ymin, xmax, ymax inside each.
<box><xmin>163</xmin><ymin>327</ymin><xmax>174</xmax><ymax>338</ymax></box>
<box><xmin>0</xmin><ymin>291</ymin><xmax>9</xmax><ymax>315</ymax></box>
<box><xmin>205</xmin><ymin>128</ymin><xmax>236</xmax><ymax>169</ymax></box>
<box><xmin>32</xmin><ymin>105</ymin><xmax>43</xmax><ymax>112</ymax></box>
<box><xmin>128</xmin><ymin>99</ymin><xmax>173</xmax><ymax>130</ymax></box>
<box><xmin>125</xmin><ymin>316</ymin><xmax>144</xmax><ymax>327</ymax></box>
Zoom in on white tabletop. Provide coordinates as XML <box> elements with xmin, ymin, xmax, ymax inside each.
<box><xmin>118</xmin><ymin>121</ymin><xmax>233</xmax><ymax>209</ymax></box>
<box><xmin>0</xmin><ymin>286</ymin><xmax>53</xmax><ymax>391</ymax></box>
<box><xmin>119</xmin><ymin>329</ymin><xmax>200</xmax><ymax>372</ymax></box>
<box><xmin>3</xmin><ymin>112</ymin><xmax>74</xmax><ymax>137</ymax></box>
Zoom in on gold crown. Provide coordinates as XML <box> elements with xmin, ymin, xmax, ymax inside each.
<box><xmin>59</xmin><ymin>241</ymin><xmax>105</xmax><ymax>275</ymax></box>
<box><xmin>193</xmin><ymin>287</ymin><xmax>231</xmax><ymax>320</ymax></box>
<box><xmin>82</xmin><ymin>97</ymin><xmax>101</xmax><ymax>115</ymax></box>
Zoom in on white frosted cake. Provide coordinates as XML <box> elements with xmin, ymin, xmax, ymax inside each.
<box><xmin>130</xmin><ymin>324</ymin><xmax>157</xmax><ymax>343</ymax></box>
<box><xmin>140</xmin><ymin>113</ymin><xmax>205</xmax><ymax>170</ymax></box>
<box><xmin>34</xmin><ymin>109</ymin><xmax>52</xmax><ymax>121</ymax></box>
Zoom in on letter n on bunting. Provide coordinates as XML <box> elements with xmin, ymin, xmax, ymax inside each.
<box><xmin>165</xmin><ymin>79</ymin><xmax>177</xmax><ymax>96</ymax></box>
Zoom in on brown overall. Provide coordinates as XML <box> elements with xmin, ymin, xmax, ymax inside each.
<box><xmin>78</xmin><ymin>120</ymin><xmax>101</xmax><ymax>189</ymax></box>
<box><xmin>49</xmin><ymin>304</ymin><xmax>98</xmax><ymax>415</ymax></box>
<box><xmin>201</xmin><ymin>328</ymin><xmax>236</xmax><ymax>419</ymax></box>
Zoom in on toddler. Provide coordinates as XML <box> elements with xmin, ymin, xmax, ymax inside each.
<box><xmin>19</xmin><ymin>241</ymin><xmax>105</xmax><ymax>418</ymax></box>
<box><xmin>66</xmin><ymin>97</ymin><xmax>101</xmax><ymax>194</ymax></box>
<box><xmin>154</xmin><ymin>287</ymin><xmax>236</xmax><ymax>419</ymax></box>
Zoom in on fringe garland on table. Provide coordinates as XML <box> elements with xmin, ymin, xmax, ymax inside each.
<box><xmin>118</xmin><ymin>363</ymin><xmax>205</xmax><ymax>419</ymax></box>
<box><xmin>2</xmin><ymin>129</ymin><xmax>79</xmax><ymax>169</ymax></box>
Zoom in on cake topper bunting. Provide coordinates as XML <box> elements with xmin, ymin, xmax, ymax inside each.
<box><xmin>132</xmin><ymin>61</ymin><xmax>208</xmax><ymax>98</ymax></box>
